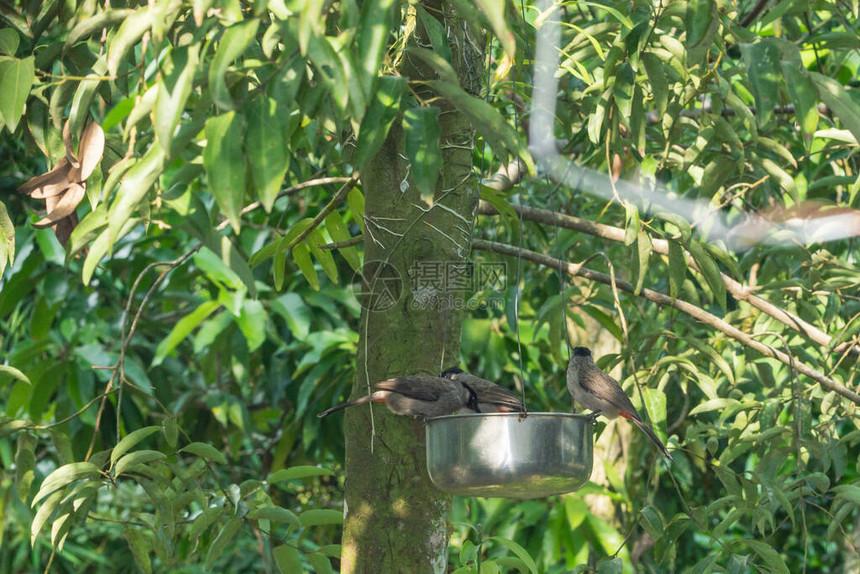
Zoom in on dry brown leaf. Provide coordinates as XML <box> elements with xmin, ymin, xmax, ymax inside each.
<box><xmin>53</xmin><ymin>212</ymin><xmax>79</xmax><ymax>247</ymax></box>
<box><xmin>17</xmin><ymin>157</ymin><xmax>72</xmax><ymax>198</ymax></box>
<box><xmin>32</xmin><ymin>182</ymin><xmax>87</xmax><ymax>229</ymax></box>
<box><xmin>72</xmin><ymin>122</ymin><xmax>105</xmax><ymax>183</ymax></box>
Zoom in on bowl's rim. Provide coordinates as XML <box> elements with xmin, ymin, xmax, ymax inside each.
<box><xmin>425</xmin><ymin>412</ymin><xmax>593</xmax><ymax>423</ymax></box>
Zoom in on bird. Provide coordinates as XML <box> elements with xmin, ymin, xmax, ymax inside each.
<box><xmin>317</xmin><ymin>374</ymin><xmax>478</xmax><ymax>418</ymax></box>
<box><xmin>566</xmin><ymin>347</ymin><xmax>672</xmax><ymax>459</ymax></box>
<box><xmin>440</xmin><ymin>367</ymin><xmax>525</xmax><ymax>413</ymax></box>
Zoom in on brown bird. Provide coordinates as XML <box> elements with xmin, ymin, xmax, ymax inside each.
<box><xmin>441</xmin><ymin>367</ymin><xmax>525</xmax><ymax>413</ymax></box>
<box><xmin>567</xmin><ymin>347</ymin><xmax>672</xmax><ymax>459</ymax></box>
<box><xmin>317</xmin><ymin>374</ymin><xmax>478</xmax><ymax>418</ymax></box>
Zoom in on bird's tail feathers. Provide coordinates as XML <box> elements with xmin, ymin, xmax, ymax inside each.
<box><xmin>622</xmin><ymin>412</ymin><xmax>673</xmax><ymax>460</ymax></box>
<box><xmin>317</xmin><ymin>394</ymin><xmax>378</xmax><ymax>417</ymax></box>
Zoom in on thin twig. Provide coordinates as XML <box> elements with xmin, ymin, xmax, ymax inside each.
<box><xmin>214</xmin><ymin>176</ymin><xmax>354</xmax><ymax>232</ymax></box>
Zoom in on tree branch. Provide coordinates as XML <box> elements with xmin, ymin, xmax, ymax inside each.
<box><xmin>472</xmin><ymin>238</ymin><xmax>860</xmax><ymax>406</ymax></box>
<box><xmin>215</xmin><ymin>176</ymin><xmax>354</xmax><ymax>232</ymax></box>
<box><xmin>477</xmin><ymin>200</ymin><xmax>860</xmax><ymax>356</ymax></box>
<box><xmin>284</xmin><ymin>175</ymin><xmax>360</xmax><ymax>251</ymax></box>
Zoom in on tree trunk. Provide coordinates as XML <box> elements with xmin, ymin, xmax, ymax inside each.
<box><xmin>340</xmin><ymin>3</ymin><xmax>483</xmax><ymax>572</ymax></box>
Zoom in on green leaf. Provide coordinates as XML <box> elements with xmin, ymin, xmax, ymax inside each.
<box><xmin>325</xmin><ymin>212</ymin><xmax>360</xmax><ymax>272</ymax></box>
<box><xmin>195</xmin><ymin>246</ymin><xmax>243</xmax><ymax>290</ymax></box>
<box><xmin>781</xmin><ymin>63</ymin><xmax>817</xmax><ymax>138</ymax></box>
<box><xmin>82</xmin><ymin>217</ymin><xmax>140</xmax><ymax>285</ymax></box>
<box><xmin>155</xmin><ymin>43</ymin><xmax>200</xmax><ymax>155</ymax></box>
<box><xmin>268</xmin><ymin>466</ymin><xmax>335</xmax><ymax>483</ymax></box>
<box><xmin>293</xmin><ymin>242</ymin><xmax>319</xmax><ymax>290</ymax></box>
<box><xmin>667</xmin><ymin>239</ymin><xmax>686</xmax><ymax>300</ymax></box>
<box><xmin>0</xmin><ymin>364</ymin><xmax>30</xmax><ymax>385</ymax></box>
<box><xmin>31</xmin><ymin>490</ymin><xmax>64</xmax><ymax>545</ymax></box>
<box><xmin>347</xmin><ymin>188</ymin><xmax>365</xmax><ymax>233</ymax></box>
<box><xmin>181</xmin><ymin>442</ymin><xmax>227</xmax><ymax>465</ymax></box>
<box><xmin>308</xmin><ymin>553</ymin><xmax>334</xmax><ymax>574</ymax></box>
<box><xmin>246</xmin><ymin>96</ymin><xmax>289</xmax><ymax>213</ymax></box>
<box><xmin>759</xmin><ymin>157</ymin><xmax>797</xmax><ymax>201</ymax></box>
<box><xmin>32</xmin><ymin>462</ymin><xmax>100</xmax><ymax>506</ymax></box>
<box><xmin>236</xmin><ymin>299</ymin><xmax>267</xmax><ymax>352</ymax></box>
<box><xmin>356</xmin><ymin>0</ymin><xmax>397</xmax><ymax>97</ymax></box>
<box><xmin>270</xmin><ymin>293</ymin><xmax>312</xmax><ymax>340</ymax></box>
<box><xmin>0</xmin><ymin>28</ymin><xmax>20</xmax><ymax>55</ymax></box>
<box><xmin>699</xmin><ymin>155</ymin><xmax>736</xmax><ymax>198</ymax></box>
<box><xmin>0</xmin><ymin>200</ymin><xmax>14</xmax><ymax>276</ymax></box>
<box><xmin>107</xmin><ymin>5</ymin><xmax>153</xmax><ymax>77</ymax></box>
<box><xmin>162</xmin><ymin>417</ymin><xmax>178</xmax><ymax>448</ymax></box>
<box><xmin>809</xmin><ymin>72</ymin><xmax>860</xmax><ymax>145</ymax></box>
<box><xmin>691</xmin><ymin>552</ymin><xmax>721</xmax><ymax>574</ymax></box>
<box><xmin>740</xmin><ymin>40</ymin><xmax>782</xmax><ymax>129</ymax></box>
<box><xmin>403</xmin><ymin>106</ymin><xmax>442</xmax><ymax>200</ymax></box>
<box><xmin>641</xmin><ymin>52</ymin><xmax>668</xmax><ymax>114</ymax></box>
<box><xmin>204</xmin><ymin>111</ymin><xmax>247</xmax><ymax>232</ymax></box>
<box><xmin>123</xmin><ymin>527</ymin><xmax>153</xmax><ymax>574</ymax></box>
<box><xmin>308</xmin><ymin>229</ymin><xmax>339</xmax><ymax>284</ymax></box>
<box><xmin>684</xmin><ymin>0</ymin><xmax>718</xmax><ymax>67</ymax></box>
<box><xmin>0</xmin><ymin>56</ymin><xmax>35</xmax><ymax>132</ymax></box>
<box><xmin>153</xmin><ymin>300</ymin><xmax>220</xmax><ymax>365</ymax></box>
<box><xmin>218</xmin><ymin>235</ymin><xmax>258</xmax><ymax>298</ymax></box>
<box><xmin>15</xmin><ymin>432</ymin><xmax>36</xmax><ymax>501</ymax></box>
<box><xmin>633</xmin><ymin>227</ymin><xmax>651</xmax><ymax>295</ymax></box>
<box><xmin>487</xmin><ymin>537</ymin><xmax>538</xmax><ymax>574</ymax></box>
<box><xmin>68</xmin><ymin>57</ymin><xmax>106</xmax><ymax>141</ymax></box>
<box><xmin>355</xmin><ymin>76</ymin><xmax>406</xmax><ymax>170</ymax></box>
<box><xmin>416</xmin><ymin>6</ymin><xmax>451</xmax><ymax>63</ymax></box>
<box><xmin>209</xmin><ymin>19</ymin><xmax>260</xmax><ymax>110</ymax></box>
<box><xmin>205</xmin><ymin>517</ymin><xmax>243</xmax><ymax>569</ymax></box>
<box><xmin>110</xmin><ymin>425</ymin><xmax>161</xmax><ymax>467</ymax></box>
<box><xmin>685</xmin><ymin>239</ymin><xmax>726</xmax><ymax>311</ymax></box>
<box><xmin>188</xmin><ymin>507</ymin><xmax>226</xmax><ymax>538</ymax></box>
<box><xmin>273</xmin><ymin>544</ymin><xmax>303</xmax><ymax>574</ymax></box>
<box><xmin>246</xmin><ymin>506</ymin><xmax>301</xmax><ymax>526</ymax></box>
<box><xmin>114</xmin><ymin>450</ymin><xmax>167</xmax><ymax>477</ymax></box>
<box><xmin>299</xmin><ymin>509</ymin><xmax>343</xmax><ymax>527</ymax></box>
<box><xmin>745</xmin><ymin>540</ymin><xmax>789</xmax><ymax>574</ymax></box>
<box><xmin>596</xmin><ymin>557</ymin><xmax>623</xmax><ymax>574</ymax></box>
<box><xmin>108</xmin><ymin>141</ymin><xmax>166</xmax><ymax>240</ymax></box>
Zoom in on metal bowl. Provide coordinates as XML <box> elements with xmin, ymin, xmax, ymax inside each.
<box><xmin>425</xmin><ymin>412</ymin><xmax>593</xmax><ymax>498</ymax></box>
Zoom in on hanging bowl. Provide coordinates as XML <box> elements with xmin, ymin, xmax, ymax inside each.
<box><xmin>425</xmin><ymin>412</ymin><xmax>593</xmax><ymax>498</ymax></box>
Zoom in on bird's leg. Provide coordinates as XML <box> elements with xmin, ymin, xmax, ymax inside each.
<box><xmin>587</xmin><ymin>410</ymin><xmax>602</xmax><ymax>425</ymax></box>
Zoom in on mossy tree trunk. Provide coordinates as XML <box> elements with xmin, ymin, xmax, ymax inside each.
<box><xmin>340</xmin><ymin>2</ymin><xmax>483</xmax><ymax>572</ymax></box>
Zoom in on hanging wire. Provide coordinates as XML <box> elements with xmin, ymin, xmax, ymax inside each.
<box><xmin>509</xmin><ymin>40</ymin><xmax>529</xmax><ymax>414</ymax></box>
<box><xmin>518</xmin><ymin>0</ymin><xmax>572</xmax><ymax>373</ymax></box>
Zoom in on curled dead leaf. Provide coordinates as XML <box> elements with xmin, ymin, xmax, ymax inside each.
<box><xmin>17</xmin><ymin>157</ymin><xmax>72</xmax><ymax>198</ymax></box>
<box><xmin>73</xmin><ymin>122</ymin><xmax>105</xmax><ymax>183</ymax></box>
<box><xmin>32</xmin><ymin>182</ymin><xmax>87</xmax><ymax>229</ymax></box>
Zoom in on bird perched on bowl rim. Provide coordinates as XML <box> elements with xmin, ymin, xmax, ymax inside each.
<box><xmin>440</xmin><ymin>367</ymin><xmax>525</xmax><ymax>413</ymax></box>
<box><xmin>317</xmin><ymin>373</ymin><xmax>479</xmax><ymax>418</ymax></box>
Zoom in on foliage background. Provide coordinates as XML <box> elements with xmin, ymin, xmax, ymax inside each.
<box><xmin>1</xmin><ymin>0</ymin><xmax>860</xmax><ymax>572</ymax></box>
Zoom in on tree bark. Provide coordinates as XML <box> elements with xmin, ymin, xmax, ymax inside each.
<box><xmin>340</xmin><ymin>3</ymin><xmax>483</xmax><ymax>572</ymax></box>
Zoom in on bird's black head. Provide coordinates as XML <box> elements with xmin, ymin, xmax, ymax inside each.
<box><xmin>572</xmin><ymin>347</ymin><xmax>592</xmax><ymax>357</ymax></box>
<box><xmin>440</xmin><ymin>366</ymin><xmax>464</xmax><ymax>378</ymax></box>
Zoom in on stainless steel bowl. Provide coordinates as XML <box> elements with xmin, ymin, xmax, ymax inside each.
<box><xmin>425</xmin><ymin>412</ymin><xmax>593</xmax><ymax>498</ymax></box>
